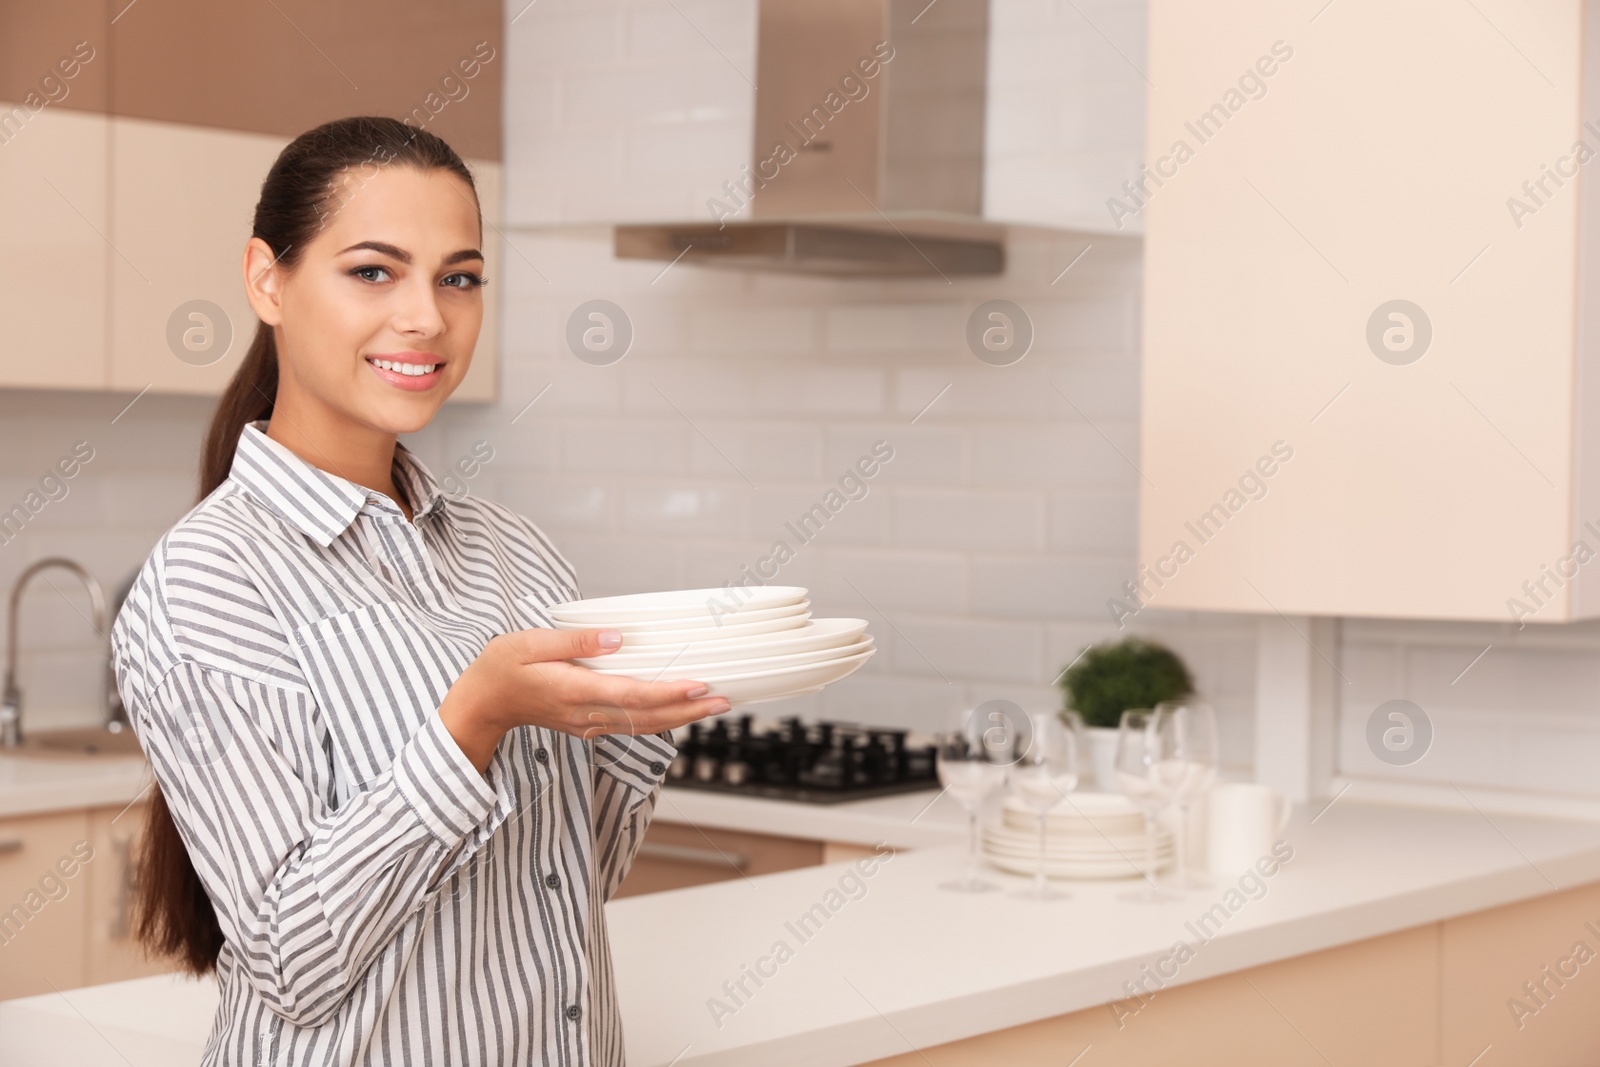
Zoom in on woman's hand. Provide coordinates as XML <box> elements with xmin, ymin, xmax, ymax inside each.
<box><xmin>438</xmin><ymin>627</ymin><xmax>730</xmax><ymax>772</ymax></box>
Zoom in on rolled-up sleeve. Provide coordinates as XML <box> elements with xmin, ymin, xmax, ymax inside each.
<box><xmin>129</xmin><ymin>659</ymin><xmax>511</xmax><ymax>1027</ymax></box>
<box><xmin>588</xmin><ymin>730</ymin><xmax>676</xmax><ymax>900</ymax></box>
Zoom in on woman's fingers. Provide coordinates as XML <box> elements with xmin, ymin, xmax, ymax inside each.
<box><xmin>547</xmin><ymin>661</ymin><xmax>711</xmax><ymax>711</ymax></box>
<box><xmin>576</xmin><ymin>697</ymin><xmax>729</xmax><ymax>737</ymax></box>
<box><xmin>501</xmin><ymin>625</ymin><xmax>626</xmax><ymax>664</ymax></box>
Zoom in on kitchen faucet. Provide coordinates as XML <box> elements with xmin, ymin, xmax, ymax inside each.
<box><xmin>0</xmin><ymin>557</ymin><xmax>128</xmax><ymax>748</ymax></box>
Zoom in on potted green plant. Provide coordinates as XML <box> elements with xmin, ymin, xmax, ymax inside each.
<box><xmin>1058</xmin><ymin>637</ymin><xmax>1195</xmax><ymax>791</ymax></box>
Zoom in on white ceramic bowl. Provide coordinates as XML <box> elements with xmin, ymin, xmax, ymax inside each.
<box><xmin>550</xmin><ymin>586</ymin><xmax>808</xmax><ymax>623</ymax></box>
<box><xmin>614</xmin><ymin>614</ymin><xmax>810</xmax><ymax>646</ymax></box>
<box><xmin>550</xmin><ymin>601</ymin><xmax>809</xmax><ymax>633</ymax></box>
<box><xmin>590</xmin><ymin>637</ymin><xmax>874</xmax><ymax>681</ymax></box>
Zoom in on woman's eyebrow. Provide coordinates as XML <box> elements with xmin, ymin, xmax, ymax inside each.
<box><xmin>336</xmin><ymin>240</ymin><xmax>484</xmax><ymax>265</ymax></box>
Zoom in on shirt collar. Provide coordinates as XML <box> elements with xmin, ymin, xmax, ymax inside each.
<box><xmin>228</xmin><ymin>420</ymin><xmax>446</xmax><ymax>547</ymax></box>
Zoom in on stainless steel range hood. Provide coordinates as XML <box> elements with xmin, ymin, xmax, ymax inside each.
<box><xmin>615</xmin><ymin>0</ymin><xmax>1002</xmax><ymax>277</ymax></box>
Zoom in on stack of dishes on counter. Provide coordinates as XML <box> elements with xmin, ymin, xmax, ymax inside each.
<box><xmin>552</xmin><ymin>586</ymin><xmax>874</xmax><ymax>706</ymax></box>
<box><xmin>982</xmin><ymin>791</ymin><xmax>1175</xmax><ymax>880</ymax></box>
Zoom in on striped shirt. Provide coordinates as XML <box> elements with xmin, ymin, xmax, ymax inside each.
<box><xmin>110</xmin><ymin>420</ymin><xmax>676</xmax><ymax>1067</ymax></box>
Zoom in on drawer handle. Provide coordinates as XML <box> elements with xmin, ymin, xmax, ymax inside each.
<box><xmin>637</xmin><ymin>841</ymin><xmax>749</xmax><ymax>871</ymax></box>
<box><xmin>0</xmin><ymin>838</ymin><xmax>22</xmax><ymax>855</ymax></box>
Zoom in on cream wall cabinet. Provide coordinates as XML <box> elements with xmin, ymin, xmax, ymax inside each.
<box><xmin>0</xmin><ymin>112</ymin><xmax>501</xmax><ymax>401</ymax></box>
<box><xmin>0</xmin><ymin>104</ymin><xmax>109</xmax><ymax>391</ymax></box>
<box><xmin>1139</xmin><ymin>0</ymin><xmax>1600</xmax><ymax>622</ymax></box>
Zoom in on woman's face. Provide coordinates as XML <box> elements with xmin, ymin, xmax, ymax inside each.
<box><xmin>243</xmin><ymin>164</ymin><xmax>484</xmax><ymax>437</ymax></box>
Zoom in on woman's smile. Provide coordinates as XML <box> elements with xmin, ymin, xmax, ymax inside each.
<box><xmin>365</xmin><ymin>352</ymin><xmax>445</xmax><ymax>391</ymax></box>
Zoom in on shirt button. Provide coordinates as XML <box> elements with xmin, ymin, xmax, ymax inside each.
<box><xmin>535</xmin><ymin>747</ymin><xmax>549</xmax><ymax>764</ymax></box>
<box><xmin>649</xmin><ymin>761</ymin><xmax>665</xmax><ymax>776</ymax></box>
<box><xmin>566</xmin><ymin>1004</ymin><xmax>581</xmax><ymax>1021</ymax></box>
<box><xmin>545</xmin><ymin>873</ymin><xmax>561</xmax><ymax>890</ymax></box>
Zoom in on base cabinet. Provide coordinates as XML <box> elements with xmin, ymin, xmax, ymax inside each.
<box><xmin>0</xmin><ymin>804</ymin><xmax>172</xmax><ymax>1001</ymax></box>
<box><xmin>614</xmin><ymin>822</ymin><xmax>825</xmax><ymax>898</ymax></box>
<box><xmin>861</xmin><ymin>883</ymin><xmax>1600</xmax><ymax>1067</ymax></box>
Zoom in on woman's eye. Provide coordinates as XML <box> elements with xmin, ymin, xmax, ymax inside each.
<box><xmin>442</xmin><ymin>272</ymin><xmax>486</xmax><ymax>289</ymax></box>
<box><xmin>349</xmin><ymin>265</ymin><xmax>391</xmax><ymax>283</ymax></box>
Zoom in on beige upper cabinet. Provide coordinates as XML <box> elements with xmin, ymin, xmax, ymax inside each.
<box><xmin>108</xmin><ymin>117</ymin><xmax>284</xmax><ymax>394</ymax></box>
<box><xmin>0</xmin><ymin>104</ymin><xmax>109</xmax><ymax>390</ymax></box>
<box><xmin>1140</xmin><ymin>0</ymin><xmax>1598</xmax><ymax>622</ymax></box>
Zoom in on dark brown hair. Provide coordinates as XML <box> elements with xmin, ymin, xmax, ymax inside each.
<box><xmin>137</xmin><ymin>115</ymin><xmax>481</xmax><ymax>975</ymax></box>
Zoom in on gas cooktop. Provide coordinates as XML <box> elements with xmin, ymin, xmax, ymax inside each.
<box><xmin>665</xmin><ymin>715</ymin><xmax>938</xmax><ymax>804</ymax></box>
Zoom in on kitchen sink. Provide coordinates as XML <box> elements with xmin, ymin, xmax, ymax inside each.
<box><xmin>11</xmin><ymin>725</ymin><xmax>143</xmax><ymax>759</ymax></box>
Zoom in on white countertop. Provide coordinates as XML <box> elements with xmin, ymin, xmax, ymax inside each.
<box><xmin>0</xmin><ymin>752</ymin><xmax>149</xmax><ymax>819</ymax></box>
<box><xmin>7</xmin><ymin>791</ymin><xmax>1600</xmax><ymax>1066</ymax></box>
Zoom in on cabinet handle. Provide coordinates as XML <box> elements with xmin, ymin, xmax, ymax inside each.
<box><xmin>637</xmin><ymin>841</ymin><xmax>749</xmax><ymax>871</ymax></box>
<box><xmin>0</xmin><ymin>838</ymin><xmax>22</xmax><ymax>855</ymax></box>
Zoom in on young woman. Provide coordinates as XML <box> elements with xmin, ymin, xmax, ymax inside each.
<box><xmin>110</xmin><ymin>116</ymin><xmax>730</xmax><ymax>1067</ymax></box>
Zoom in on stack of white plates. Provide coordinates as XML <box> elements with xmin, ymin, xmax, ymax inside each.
<box><xmin>983</xmin><ymin>792</ymin><xmax>1175</xmax><ymax>880</ymax></box>
<box><xmin>551</xmin><ymin>586</ymin><xmax>874</xmax><ymax>706</ymax></box>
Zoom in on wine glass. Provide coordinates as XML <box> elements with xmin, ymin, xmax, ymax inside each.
<box><xmin>1009</xmin><ymin>712</ymin><xmax>1083</xmax><ymax>900</ymax></box>
<box><xmin>935</xmin><ymin>700</ymin><xmax>1027</xmax><ymax>893</ymax></box>
<box><xmin>1150</xmin><ymin>701</ymin><xmax>1219</xmax><ymax>890</ymax></box>
<box><xmin>1115</xmin><ymin>708</ymin><xmax>1179</xmax><ymax>903</ymax></box>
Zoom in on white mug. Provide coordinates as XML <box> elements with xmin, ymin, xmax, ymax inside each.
<box><xmin>1206</xmin><ymin>782</ymin><xmax>1291</xmax><ymax>878</ymax></box>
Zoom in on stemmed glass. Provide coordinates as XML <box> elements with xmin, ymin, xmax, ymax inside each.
<box><xmin>1009</xmin><ymin>712</ymin><xmax>1084</xmax><ymax>900</ymax></box>
<box><xmin>1150</xmin><ymin>701</ymin><xmax>1219</xmax><ymax>890</ymax></box>
<box><xmin>935</xmin><ymin>731</ymin><xmax>1009</xmax><ymax>892</ymax></box>
<box><xmin>1115</xmin><ymin>708</ymin><xmax>1179</xmax><ymax>903</ymax></box>
<box><xmin>935</xmin><ymin>700</ymin><xmax>1026</xmax><ymax>893</ymax></box>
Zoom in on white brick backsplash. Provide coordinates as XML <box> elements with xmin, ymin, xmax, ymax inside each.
<box><xmin>499</xmin><ymin>480</ymin><xmax>615</xmax><ymax>533</ymax></box>
<box><xmin>748</xmin><ymin>486</ymin><xmax>892</xmax><ymax>548</ymax></box>
<box><xmin>684</xmin><ymin>423</ymin><xmax>822</xmax><ymax>482</ymax></box>
<box><xmin>824</xmin><ymin>427</ymin><xmax>965</xmax><ymax>485</ymax></box>
<box><xmin>816</xmin><ymin>549</ymin><xmax>968</xmax><ymax>615</ymax></box>
<box><xmin>681</xmin><ymin>542</ymin><xmax>820</xmax><ymax>592</ymax></box>
<box><xmin>560</xmin><ymin>422</ymin><xmax>688</xmax><ymax>475</ymax></box>
<box><xmin>561</xmin><ymin>65</ymin><xmax>693</xmax><ymax>126</ymax></box>
<box><xmin>486</xmin><ymin>418</ymin><xmax>558</xmax><ymax>474</ymax></box>
<box><xmin>893</xmin><ymin>490</ymin><xmax>1044</xmax><ymax>552</ymax></box>
<box><xmin>621</xmin><ymin>484</ymin><xmax>748</xmax><ymax>537</ymax></box>
<box><xmin>888</xmin><ymin>616</ymin><xmax>1043</xmax><ymax>685</ymax></box>
<box><xmin>560</xmin><ymin>534</ymin><xmax>683</xmax><ymax>598</ymax></box>
<box><xmin>971</xmin><ymin>423</ymin><xmax>1139</xmax><ymax>488</ymax></box>
<box><xmin>689</xmin><ymin>306</ymin><xmax>816</xmax><ymax>356</ymax></box>
<box><xmin>969</xmin><ymin>556</ymin><xmax>1127</xmax><ymax>620</ymax></box>
<box><xmin>823</xmin><ymin>302</ymin><xmax>968</xmax><ymax>356</ymax></box>
<box><xmin>752</xmin><ymin>368</ymin><xmax>887</xmax><ymax>416</ymax></box>
<box><xmin>1047</xmin><ymin>490</ymin><xmax>1137</xmax><ymax>552</ymax></box>
<box><xmin>622</xmin><ymin>367</ymin><xmax>757</xmax><ymax>416</ymax></box>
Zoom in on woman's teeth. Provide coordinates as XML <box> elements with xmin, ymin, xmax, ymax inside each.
<box><xmin>370</xmin><ymin>359</ymin><xmax>439</xmax><ymax>376</ymax></box>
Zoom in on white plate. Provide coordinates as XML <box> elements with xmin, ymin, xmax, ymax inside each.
<box><xmin>550</xmin><ymin>586</ymin><xmax>808</xmax><ymax>622</ymax></box>
<box><xmin>590</xmin><ymin>637</ymin><xmax>874</xmax><ymax>681</ymax></box>
<box><xmin>985</xmin><ymin>823</ymin><xmax>1172</xmax><ymax>854</ymax></box>
<box><xmin>983</xmin><ymin>848</ymin><xmax>1172</xmax><ymax>880</ymax></box>
<box><xmin>675</xmin><ymin>648</ymin><xmax>874</xmax><ymax>705</ymax></box>
<box><xmin>572</xmin><ymin>619</ymin><xmax>869</xmax><ymax>669</ymax></box>
<box><xmin>615</xmin><ymin>615</ymin><xmax>811</xmax><ymax>645</ymax></box>
<box><xmin>551</xmin><ymin>601</ymin><xmax>809</xmax><ymax>633</ymax></box>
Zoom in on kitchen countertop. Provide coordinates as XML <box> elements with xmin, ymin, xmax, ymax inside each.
<box><xmin>0</xmin><ymin>751</ymin><xmax>149</xmax><ymax>819</ymax></box>
<box><xmin>7</xmin><ymin>793</ymin><xmax>1600</xmax><ymax>1066</ymax></box>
